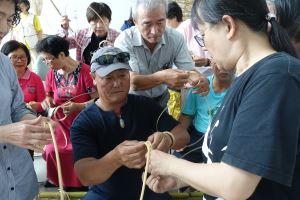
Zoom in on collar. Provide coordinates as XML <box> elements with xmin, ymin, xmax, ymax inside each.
<box><xmin>19</xmin><ymin>68</ymin><xmax>31</xmax><ymax>80</ymax></box>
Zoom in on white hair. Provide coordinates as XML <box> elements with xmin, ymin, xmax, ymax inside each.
<box><xmin>131</xmin><ymin>0</ymin><xmax>168</xmax><ymax>19</ymax></box>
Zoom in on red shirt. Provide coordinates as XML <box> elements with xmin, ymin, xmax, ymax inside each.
<box><xmin>19</xmin><ymin>68</ymin><xmax>46</xmax><ymax>112</ymax></box>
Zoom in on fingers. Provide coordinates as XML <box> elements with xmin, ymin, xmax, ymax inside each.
<box><xmin>146</xmin><ymin>175</ymin><xmax>161</xmax><ymax>192</ymax></box>
<box><xmin>62</xmin><ymin>102</ymin><xmax>75</xmax><ymax>115</ymax></box>
<box><xmin>187</xmin><ymin>73</ymin><xmax>210</xmax><ymax>96</ymax></box>
<box><xmin>26</xmin><ymin>138</ymin><xmax>51</xmax><ymax>152</ymax></box>
<box><xmin>191</xmin><ymin>80</ymin><xmax>210</xmax><ymax>96</ymax></box>
<box><xmin>62</xmin><ymin>104</ymin><xmax>71</xmax><ymax>115</ymax></box>
<box><xmin>23</xmin><ymin>116</ymin><xmax>47</xmax><ymax>126</ymax></box>
<box><xmin>116</xmin><ymin>141</ymin><xmax>147</xmax><ymax>168</ymax></box>
<box><xmin>149</xmin><ymin>132</ymin><xmax>171</xmax><ymax>152</ymax></box>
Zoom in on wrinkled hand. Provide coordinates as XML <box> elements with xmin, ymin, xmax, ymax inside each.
<box><xmin>42</xmin><ymin>96</ymin><xmax>54</xmax><ymax>110</ymax></box>
<box><xmin>192</xmin><ymin>55</ymin><xmax>208</xmax><ymax>67</ymax></box>
<box><xmin>62</xmin><ymin>101</ymin><xmax>79</xmax><ymax>115</ymax></box>
<box><xmin>147</xmin><ymin>132</ymin><xmax>172</xmax><ymax>152</ymax></box>
<box><xmin>148</xmin><ymin>149</ymin><xmax>175</xmax><ymax>177</ymax></box>
<box><xmin>27</xmin><ymin>101</ymin><xmax>40</xmax><ymax>112</ymax></box>
<box><xmin>187</xmin><ymin>71</ymin><xmax>209</xmax><ymax>96</ymax></box>
<box><xmin>146</xmin><ymin>175</ymin><xmax>178</xmax><ymax>193</ymax></box>
<box><xmin>3</xmin><ymin>116</ymin><xmax>52</xmax><ymax>152</ymax></box>
<box><xmin>114</xmin><ymin>140</ymin><xmax>147</xmax><ymax>169</ymax></box>
<box><xmin>161</xmin><ymin>69</ymin><xmax>189</xmax><ymax>89</ymax></box>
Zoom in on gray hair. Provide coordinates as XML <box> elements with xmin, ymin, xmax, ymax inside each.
<box><xmin>131</xmin><ymin>0</ymin><xmax>168</xmax><ymax>19</ymax></box>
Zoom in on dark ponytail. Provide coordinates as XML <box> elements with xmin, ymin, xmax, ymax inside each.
<box><xmin>268</xmin><ymin>19</ymin><xmax>297</xmax><ymax>57</ymax></box>
<box><xmin>274</xmin><ymin>0</ymin><xmax>300</xmax><ymax>57</ymax></box>
<box><xmin>192</xmin><ymin>0</ymin><xmax>297</xmax><ymax>57</ymax></box>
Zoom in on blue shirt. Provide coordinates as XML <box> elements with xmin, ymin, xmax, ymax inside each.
<box><xmin>120</xmin><ymin>20</ymin><xmax>134</xmax><ymax>31</ymax></box>
<box><xmin>182</xmin><ymin>75</ymin><xmax>227</xmax><ymax>133</ymax></box>
<box><xmin>71</xmin><ymin>94</ymin><xmax>177</xmax><ymax>200</ymax></box>
<box><xmin>203</xmin><ymin>52</ymin><xmax>300</xmax><ymax>200</ymax></box>
<box><xmin>0</xmin><ymin>53</ymin><xmax>38</xmax><ymax>200</ymax></box>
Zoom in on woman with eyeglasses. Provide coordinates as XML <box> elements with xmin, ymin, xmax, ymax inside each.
<box><xmin>1</xmin><ymin>40</ymin><xmax>45</xmax><ymax>113</ymax></box>
<box><xmin>36</xmin><ymin>35</ymin><xmax>98</xmax><ymax>191</ymax></box>
<box><xmin>146</xmin><ymin>0</ymin><xmax>300</xmax><ymax>199</ymax></box>
<box><xmin>1</xmin><ymin>40</ymin><xmax>46</xmax><ymax>159</ymax></box>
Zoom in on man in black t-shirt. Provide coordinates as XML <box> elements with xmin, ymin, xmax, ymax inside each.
<box><xmin>70</xmin><ymin>47</ymin><xmax>190</xmax><ymax>200</ymax></box>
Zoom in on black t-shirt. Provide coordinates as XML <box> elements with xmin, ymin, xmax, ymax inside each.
<box><xmin>83</xmin><ymin>33</ymin><xmax>107</xmax><ymax>65</ymax></box>
<box><xmin>202</xmin><ymin>52</ymin><xmax>300</xmax><ymax>200</ymax></box>
<box><xmin>71</xmin><ymin>94</ymin><xmax>177</xmax><ymax>200</ymax></box>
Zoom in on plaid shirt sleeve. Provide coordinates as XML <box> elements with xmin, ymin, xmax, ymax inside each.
<box><xmin>107</xmin><ymin>28</ymin><xmax>120</xmax><ymax>45</ymax></box>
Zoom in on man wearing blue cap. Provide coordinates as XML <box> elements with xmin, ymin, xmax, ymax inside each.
<box><xmin>70</xmin><ymin>46</ymin><xmax>190</xmax><ymax>200</ymax></box>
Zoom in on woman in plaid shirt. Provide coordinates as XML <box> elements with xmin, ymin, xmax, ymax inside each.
<box><xmin>57</xmin><ymin>2</ymin><xmax>119</xmax><ymax>65</ymax></box>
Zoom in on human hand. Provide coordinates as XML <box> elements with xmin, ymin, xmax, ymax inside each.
<box><xmin>148</xmin><ymin>149</ymin><xmax>175</xmax><ymax>177</ymax></box>
<box><xmin>114</xmin><ymin>140</ymin><xmax>147</xmax><ymax>169</ymax></box>
<box><xmin>27</xmin><ymin>101</ymin><xmax>40</xmax><ymax>112</ymax></box>
<box><xmin>62</xmin><ymin>101</ymin><xmax>80</xmax><ymax>115</ymax></box>
<box><xmin>192</xmin><ymin>55</ymin><xmax>209</xmax><ymax>67</ymax></box>
<box><xmin>42</xmin><ymin>96</ymin><xmax>54</xmax><ymax>109</ymax></box>
<box><xmin>160</xmin><ymin>69</ymin><xmax>189</xmax><ymax>89</ymax></box>
<box><xmin>2</xmin><ymin>116</ymin><xmax>52</xmax><ymax>152</ymax></box>
<box><xmin>146</xmin><ymin>174</ymin><xmax>178</xmax><ymax>193</ymax></box>
<box><xmin>187</xmin><ymin>71</ymin><xmax>209</xmax><ymax>96</ymax></box>
<box><xmin>147</xmin><ymin>131</ymin><xmax>173</xmax><ymax>152</ymax></box>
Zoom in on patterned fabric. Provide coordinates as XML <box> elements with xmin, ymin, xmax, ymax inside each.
<box><xmin>57</xmin><ymin>27</ymin><xmax>119</xmax><ymax>63</ymax></box>
<box><xmin>44</xmin><ymin>63</ymin><xmax>96</xmax><ymax>187</ymax></box>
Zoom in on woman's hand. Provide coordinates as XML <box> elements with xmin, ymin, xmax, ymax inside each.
<box><xmin>62</xmin><ymin>101</ymin><xmax>83</xmax><ymax>115</ymax></box>
<box><xmin>0</xmin><ymin>116</ymin><xmax>52</xmax><ymax>152</ymax></box>
<box><xmin>192</xmin><ymin>55</ymin><xmax>209</xmax><ymax>67</ymax></box>
<box><xmin>27</xmin><ymin>101</ymin><xmax>40</xmax><ymax>112</ymax></box>
<box><xmin>148</xmin><ymin>149</ymin><xmax>176</xmax><ymax>177</ymax></box>
<box><xmin>146</xmin><ymin>174</ymin><xmax>178</xmax><ymax>193</ymax></box>
<box><xmin>187</xmin><ymin>71</ymin><xmax>210</xmax><ymax>96</ymax></box>
<box><xmin>42</xmin><ymin>96</ymin><xmax>54</xmax><ymax>109</ymax></box>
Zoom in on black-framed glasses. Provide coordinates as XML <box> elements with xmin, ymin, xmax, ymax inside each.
<box><xmin>194</xmin><ymin>35</ymin><xmax>205</xmax><ymax>47</ymax></box>
<box><xmin>92</xmin><ymin>52</ymin><xmax>130</xmax><ymax>65</ymax></box>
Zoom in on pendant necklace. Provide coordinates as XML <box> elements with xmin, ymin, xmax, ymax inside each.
<box><xmin>119</xmin><ymin>117</ymin><xmax>125</xmax><ymax>129</ymax></box>
<box><xmin>95</xmin><ymin>99</ymin><xmax>125</xmax><ymax>128</ymax></box>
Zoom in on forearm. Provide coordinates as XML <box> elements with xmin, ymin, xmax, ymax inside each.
<box><xmin>0</xmin><ymin>124</ymin><xmax>12</xmax><ymax>143</ymax></box>
<box><xmin>178</xmin><ymin>114</ymin><xmax>192</xmax><ymax>130</ymax></box>
<box><xmin>170</xmin><ymin>159</ymin><xmax>260</xmax><ymax>199</ymax></box>
<box><xmin>130</xmin><ymin>71</ymin><xmax>163</xmax><ymax>91</ymax></box>
<box><xmin>75</xmin><ymin>150</ymin><xmax>122</xmax><ymax>186</ymax></box>
<box><xmin>170</xmin><ymin>125</ymin><xmax>190</xmax><ymax>150</ymax></box>
<box><xmin>74</xmin><ymin>95</ymin><xmax>97</xmax><ymax>111</ymax></box>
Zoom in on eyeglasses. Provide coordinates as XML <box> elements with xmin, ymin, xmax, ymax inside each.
<box><xmin>92</xmin><ymin>52</ymin><xmax>130</xmax><ymax>66</ymax></box>
<box><xmin>9</xmin><ymin>55</ymin><xmax>27</xmax><ymax>62</ymax></box>
<box><xmin>194</xmin><ymin>35</ymin><xmax>205</xmax><ymax>47</ymax></box>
